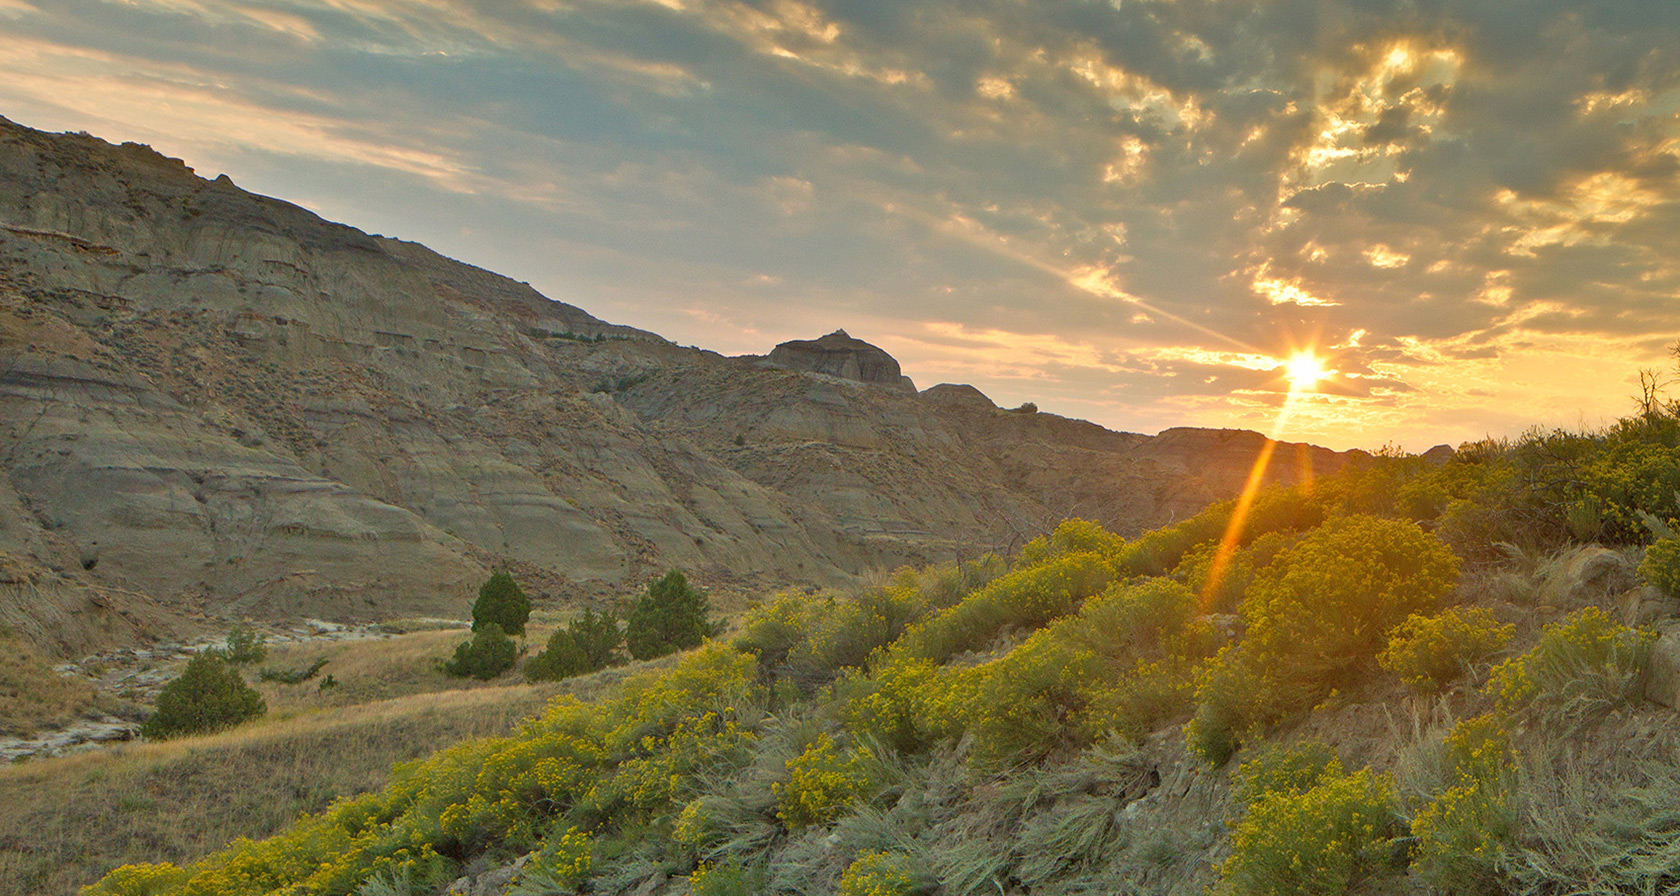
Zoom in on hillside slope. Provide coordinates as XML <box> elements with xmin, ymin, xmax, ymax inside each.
<box><xmin>0</xmin><ymin>117</ymin><xmax>1344</xmax><ymax>655</ymax></box>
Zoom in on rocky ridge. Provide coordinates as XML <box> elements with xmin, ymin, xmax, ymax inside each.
<box><xmin>0</xmin><ymin>117</ymin><xmax>1350</xmax><ymax>657</ymax></box>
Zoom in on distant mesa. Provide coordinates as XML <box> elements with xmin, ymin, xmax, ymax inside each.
<box><xmin>766</xmin><ymin>329</ymin><xmax>916</xmax><ymax>392</ymax></box>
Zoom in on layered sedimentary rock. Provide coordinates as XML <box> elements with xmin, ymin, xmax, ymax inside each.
<box><xmin>0</xmin><ymin>117</ymin><xmax>1351</xmax><ymax>654</ymax></box>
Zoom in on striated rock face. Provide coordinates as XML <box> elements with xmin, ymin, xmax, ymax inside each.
<box><xmin>0</xmin><ymin>117</ymin><xmax>1356</xmax><ymax>656</ymax></box>
<box><xmin>765</xmin><ymin>330</ymin><xmax>914</xmax><ymax>392</ymax></box>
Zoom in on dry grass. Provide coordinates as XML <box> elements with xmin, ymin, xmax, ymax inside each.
<box><xmin>0</xmin><ymin>683</ymin><xmax>559</xmax><ymax>896</ymax></box>
<box><xmin>252</xmin><ymin>628</ymin><xmax>518</xmax><ymax>711</ymax></box>
<box><xmin>0</xmin><ymin>627</ymin><xmax>681</xmax><ymax>896</ymax></box>
<box><xmin>0</xmin><ymin>633</ymin><xmax>94</xmax><ymax>737</ymax></box>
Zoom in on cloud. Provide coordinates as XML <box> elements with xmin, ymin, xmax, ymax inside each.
<box><xmin>3</xmin><ymin>0</ymin><xmax>1680</xmax><ymax>450</ymax></box>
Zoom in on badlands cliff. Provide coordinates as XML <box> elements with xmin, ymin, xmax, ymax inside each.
<box><xmin>0</xmin><ymin>117</ymin><xmax>1346</xmax><ymax>655</ymax></box>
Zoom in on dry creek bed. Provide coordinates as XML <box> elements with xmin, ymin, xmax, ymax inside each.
<box><xmin>1</xmin><ymin>620</ymin><xmax>398</xmax><ymax>764</ymax></box>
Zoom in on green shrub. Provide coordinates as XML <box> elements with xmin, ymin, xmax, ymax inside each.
<box><xmin>625</xmin><ymin>570</ymin><xmax>719</xmax><ymax>661</ymax></box>
<box><xmin>140</xmin><ymin>652</ymin><xmax>267</xmax><ymax>740</ymax></box>
<box><xmin>1638</xmin><ymin>536</ymin><xmax>1680</xmax><ymax>598</ymax></box>
<box><xmin>737</xmin><ymin>585</ymin><xmax>930</xmax><ymax>692</ymax></box>
<box><xmin>1378</xmin><ymin>608</ymin><xmax>1514</xmax><ymax>693</ymax></box>
<box><xmin>1217</xmin><ymin>765</ymin><xmax>1399</xmax><ymax>896</ymax></box>
<box><xmin>690</xmin><ymin>856</ymin><xmax>767</xmax><ymax>896</ymax></box>
<box><xmin>259</xmin><ymin>657</ymin><xmax>329</xmax><ymax>684</ymax></box>
<box><xmin>1185</xmin><ymin>650</ymin><xmax>1266</xmax><ymax>765</ymax></box>
<box><xmin>218</xmin><ymin>624</ymin><xmax>267</xmax><ymax>666</ymax></box>
<box><xmin>444</xmin><ymin>623</ymin><xmax>517</xmax><ymax>680</ymax></box>
<box><xmin>473</xmin><ymin>571</ymin><xmax>531</xmax><ymax>635</ymax></box>
<box><xmin>526</xmin><ymin>607</ymin><xmax>622</xmax><ymax>681</ymax></box>
<box><xmin>1488</xmin><ymin>606</ymin><xmax>1655</xmax><ymax>725</ymax></box>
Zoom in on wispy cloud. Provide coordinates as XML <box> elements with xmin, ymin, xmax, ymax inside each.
<box><xmin>3</xmin><ymin>0</ymin><xmax>1679</xmax><ymax>450</ymax></box>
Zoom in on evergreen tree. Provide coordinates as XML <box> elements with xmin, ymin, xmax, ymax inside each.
<box><xmin>472</xmin><ymin>571</ymin><xmax>531</xmax><ymax>635</ymax></box>
<box><xmin>526</xmin><ymin>607</ymin><xmax>623</xmax><ymax>681</ymax></box>
<box><xmin>624</xmin><ymin>570</ymin><xmax>719</xmax><ymax>660</ymax></box>
<box><xmin>140</xmin><ymin>652</ymin><xmax>266</xmax><ymax>739</ymax></box>
<box><xmin>443</xmin><ymin>622</ymin><xmax>517</xmax><ymax>680</ymax></box>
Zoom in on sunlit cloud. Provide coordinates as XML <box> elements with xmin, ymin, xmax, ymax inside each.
<box><xmin>3</xmin><ymin>0</ymin><xmax>1679</xmax><ymax>452</ymax></box>
<box><xmin>0</xmin><ymin>34</ymin><xmax>475</xmax><ymax>186</ymax></box>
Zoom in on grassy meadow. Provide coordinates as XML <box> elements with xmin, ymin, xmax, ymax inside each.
<box><xmin>0</xmin><ymin>626</ymin><xmax>674</xmax><ymax>896</ymax></box>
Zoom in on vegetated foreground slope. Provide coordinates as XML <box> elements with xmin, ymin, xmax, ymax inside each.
<box><xmin>77</xmin><ymin>397</ymin><xmax>1680</xmax><ymax>896</ymax></box>
<box><xmin>0</xmin><ymin>116</ymin><xmax>1344</xmax><ymax>658</ymax></box>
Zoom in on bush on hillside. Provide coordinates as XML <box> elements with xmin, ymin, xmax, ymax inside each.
<box><xmin>526</xmin><ymin>607</ymin><xmax>623</xmax><ymax>682</ymax></box>
<box><xmin>1241</xmin><ymin>515</ymin><xmax>1461</xmax><ymax>688</ymax></box>
<box><xmin>140</xmin><ymin>652</ymin><xmax>267</xmax><ymax>740</ymax></box>
<box><xmin>218</xmin><ymin>624</ymin><xmax>267</xmax><ymax>666</ymax></box>
<box><xmin>774</xmin><ymin>733</ymin><xmax>874</xmax><ymax>829</ymax></box>
<box><xmin>444</xmin><ymin>623</ymin><xmax>517</xmax><ymax>680</ymax></box>
<box><xmin>903</xmin><ymin>550</ymin><xmax>1116</xmax><ymax>662</ymax></box>
<box><xmin>1409</xmin><ymin>713</ymin><xmax>1518</xmax><ymax>895</ymax></box>
<box><xmin>1378</xmin><ymin>608</ymin><xmax>1514</xmax><ymax>693</ymax></box>
<box><xmin>838</xmin><ymin>850</ymin><xmax>928</xmax><ymax>896</ymax></box>
<box><xmin>1216</xmin><ymin>765</ymin><xmax>1400</xmax><ymax>896</ymax></box>
<box><xmin>625</xmin><ymin>570</ymin><xmax>719</xmax><ymax>661</ymax></box>
<box><xmin>1638</xmin><ymin>536</ymin><xmax>1680</xmax><ymax>598</ymax></box>
<box><xmin>1488</xmin><ymin>607</ymin><xmax>1655</xmax><ymax>725</ymax></box>
<box><xmin>473</xmin><ymin>571</ymin><xmax>531</xmax><ymax>636</ymax></box>
<box><xmin>1187</xmin><ymin>516</ymin><xmax>1460</xmax><ymax>762</ymax></box>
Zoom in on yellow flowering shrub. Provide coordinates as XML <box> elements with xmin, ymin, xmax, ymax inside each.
<box><xmin>1216</xmin><ymin>766</ymin><xmax>1398</xmax><ymax>896</ymax></box>
<box><xmin>837</xmin><ymin>850</ymin><xmax>925</xmax><ymax>896</ymax></box>
<box><xmin>1242</xmin><ymin>515</ymin><xmax>1460</xmax><ymax>688</ymax></box>
<box><xmin>79</xmin><ymin>863</ymin><xmax>189</xmax><ymax>896</ymax></box>
<box><xmin>1189</xmin><ymin>516</ymin><xmax>1460</xmax><ymax>764</ymax></box>
<box><xmin>903</xmin><ymin>550</ymin><xmax>1118</xmax><ymax>662</ymax></box>
<box><xmin>1410</xmin><ymin>713</ymin><xmax>1517</xmax><ymax>894</ymax></box>
<box><xmin>1378</xmin><ymin>608</ymin><xmax>1514</xmax><ymax>693</ymax></box>
<box><xmin>1638</xmin><ymin>536</ymin><xmax>1680</xmax><ymax>597</ymax></box>
<box><xmin>1231</xmin><ymin>739</ymin><xmax>1340</xmax><ymax>808</ymax></box>
<box><xmin>607</xmin><ymin>709</ymin><xmax>757</xmax><ymax>812</ymax></box>
<box><xmin>1015</xmin><ymin>518</ymin><xmax>1127</xmax><ymax>568</ymax></box>
<box><xmin>841</xmin><ymin>655</ymin><xmax>964</xmax><ymax>754</ymax></box>
<box><xmin>508</xmin><ymin>827</ymin><xmax>592</xmax><ymax>893</ymax></box>
<box><xmin>961</xmin><ymin>632</ymin><xmax>1099</xmax><ymax>767</ymax></box>
<box><xmin>604</xmin><ymin>643</ymin><xmax>764</xmax><ymax>756</ymax></box>
<box><xmin>774</xmin><ymin>734</ymin><xmax>875</xmax><ymax>828</ymax></box>
<box><xmin>1487</xmin><ymin>606</ymin><xmax>1655</xmax><ymax>723</ymax></box>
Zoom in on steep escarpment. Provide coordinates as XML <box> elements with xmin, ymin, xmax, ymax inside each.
<box><xmin>0</xmin><ymin>117</ymin><xmax>1348</xmax><ymax>655</ymax></box>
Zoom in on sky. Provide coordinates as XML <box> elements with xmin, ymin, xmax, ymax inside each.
<box><xmin>2</xmin><ymin>0</ymin><xmax>1680</xmax><ymax>451</ymax></box>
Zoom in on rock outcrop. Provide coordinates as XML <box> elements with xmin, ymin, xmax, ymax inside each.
<box><xmin>765</xmin><ymin>330</ymin><xmax>915</xmax><ymax>392</ymax></box>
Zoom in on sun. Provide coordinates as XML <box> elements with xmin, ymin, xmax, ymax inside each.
<box><xmin>1283</xmin><ymin>351</ymin><xmax>1330</xmax><ymax>392</ymax></box>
